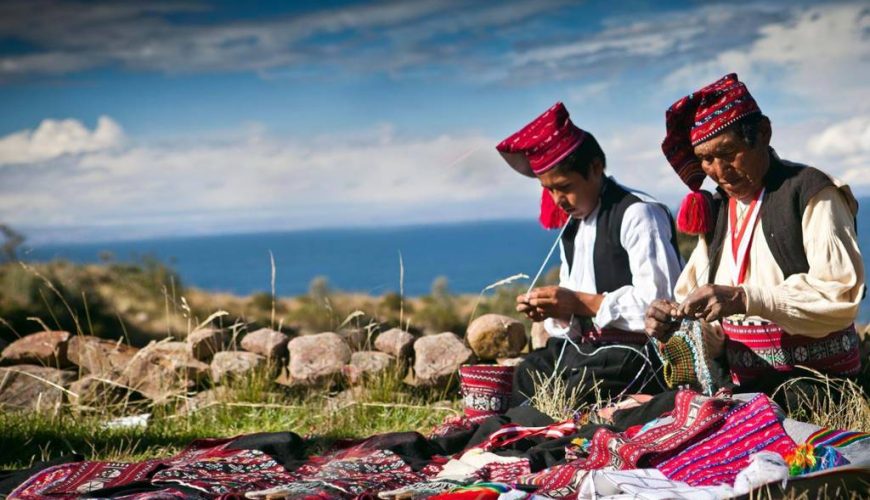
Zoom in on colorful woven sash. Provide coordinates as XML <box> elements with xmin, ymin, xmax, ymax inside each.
<box><xmin>721</xmin><ymin>318</ymin><xmax>861</xmax><ymax>385</ymax></box>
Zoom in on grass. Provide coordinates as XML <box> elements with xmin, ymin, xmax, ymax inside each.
<box><xmin>1</xmin><ymin>257</ymin><xmax>868</xmax><ymax>497</ymax></box>
<box><xmin>0</xmin><ymin>361</ymin><xmax>461</xmax><ymax>468</ymax></box>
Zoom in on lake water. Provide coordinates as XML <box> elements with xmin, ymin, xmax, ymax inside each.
<box><xmin>23</xmin><ymin>216</ymin><xmax>870</xmax><ymax>322</ymax></box>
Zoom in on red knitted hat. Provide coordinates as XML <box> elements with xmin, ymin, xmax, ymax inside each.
<box><xmin>497</xmin><ymin>102</ymin><xmax>587</xmax><ymax>177</ymax></box>
<box><xmin>662</xmin><ymin>74</ymin><xmax>761</xmax><ymax>234</ymax></box>
<box><xmin>497</xmin><ymin>102</ymin><xmax>587</xmax><ymax>229</ymax></box>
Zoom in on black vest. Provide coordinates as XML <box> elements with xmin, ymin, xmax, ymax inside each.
<box><xmin>562</xmin><ymin>178</ymin><xmax>680</xmax><ymax>293</ymax></box>
<box><xmin>707</xmin><ymin>151</ymin><xmax>837</xmax><ymax>282</ymax></box>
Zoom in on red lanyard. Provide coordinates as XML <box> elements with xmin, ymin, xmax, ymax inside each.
<box><xmin>728</xmin><ymin>189</ymin><xmax>764</xmax><ymax>285</ymax></box>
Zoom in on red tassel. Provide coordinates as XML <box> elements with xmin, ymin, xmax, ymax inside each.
<box><xmin>677</xmin><ymin>191</ymin><xmax>712</xmax><ymax>235</ymax></box>
<box><xmin>539</xmin><ymin>188</ymin><xmax>568</xmax><ymax>229</ymax></box>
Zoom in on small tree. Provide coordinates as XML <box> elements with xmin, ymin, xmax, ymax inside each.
<box><xmin>0</xmin><ymin>224</ymin><xmax>24</xmax><ymax>263</ymax></box>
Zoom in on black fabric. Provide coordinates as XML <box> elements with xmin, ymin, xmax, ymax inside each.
<box><xmin>0</xmin><ymin>453</ymin><xmax>83</xmax><ymax>495</ymax></box>
<box><xmin>561</xmin><ymin>217</ymin><xmax>580</xmax><ymax>274</ymax></box>
<box><xmin>462</xmin><ymin>406</ymin><xmax>618</xmax><ymax>472</ymax></box>
<box><xmin>227</xmin><ymin>431</ymin><xmax>306</xmax><ymax>468</ymax></box>
<box><xmin>80</xmin><ymin>480</ymin><xmax>207</xmax><ymax>499</ymax></box>
<box><xmin>610</xmin><ymin>390</ymin><xmax>679</xmax><ymax>430</ymax></box>
<box><xmin>592</xmin><ymin>179</ymin><xmax>639</xmax><ymax>293</ymax></box>
<box><xmin>510</xmin><ymin>337</ymin><xmax>666</xmax><ymax>408</ymax></box>
<box><xmin>428</xmin><ymin>426</ymin><xmax>480</xmax><ymax>457</ymax></box>
<box><xmin>352</xmin><ymin>431</ymin><xmax>447</xmax><ymax>472</ymax></box>
<box><xmin>562</xmin><ymin>177</ymin><xmax>679</xmax><ymax>294</ymax></box>
<box><xmin>707</xmin><ymin>151</ymin><xmax>836</xmax><ymax>283</ymax></box>
<box><xmin>466</xmin><ymin>405</ymin><xmax>556</xmax><ymax>450</ymax></box>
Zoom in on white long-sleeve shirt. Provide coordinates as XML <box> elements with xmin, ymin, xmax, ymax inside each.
<box><xmin>544</xmin><ymin>178</ymin><xmax>684</xmax><ymax>335</ymax></box>
<box><xmin>675</xmin><ymin>180</ymin><xmax>864</xmax><ymax>358</ymax></box>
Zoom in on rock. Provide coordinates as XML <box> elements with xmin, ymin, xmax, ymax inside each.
<box><xmin>285</xmin><ymin>332</ymin><xmax>351</xmax><ymax>384</ymax></box>
<box><xmin>374</xmin><ymin>328</ymin><xmax>415</xmax><ymax>359</ymax></box>
<box><xmin>67</xmin><ymin>336</ymin><xmax>139</xmax><ymax>376</ymax></box>
<box><xmin>324</xmin><ymin>386</ymin><xmax>366</xmax><ymax>412</ymax></box>
<box><xmin>241</xmin><ymin>328</ymin><xmax>289</xmax><ymax>359</ymax></box>
<box><xmin>343</xmin><ymin>351</ymin><xmax>394</xmax><ymax>384</ymax></box>
<box><xmin>210</xmin><ymin>351</ymin><xmax>266</xmax><ymax>384</ymax></box>
<box><xmin>187</xmin><ymin>328</ymin><xmax>227</xmax><ymax>362</ymax></box>
<box><xmin>466</xmin><ymin>314</ymin><xmax>526</xmax><ymax>361</ymax></box>
<box><xmin>530</xmin><ymin>322</ymin><xmax>550</xmax><ymax>351</ymax></box>
<box><xmin>0</xmin><ymin>330</ymin><xmax>72</xmax><ymax>368</ymax></box>
<box><xmin>119</xmin><ymin>341</ymin><xmax>210</xmax><ymax>402</ymax></box>
<box><xmin>177</xmin><ymin>386</ymin><xmax>232</xmax><ymax>416</ymax></box>
<box><xmin>412</xmin><ymin>332</ymin><xmax>472</xmax><ymax>385</ymax></box>
<box><xmin>70</xmin><ymin>375</ymin><xmax>140</xmax><ymax>407</ymax></box>
<box><xmin>0</xmin><ymin>364</ymin><xmax>76</xmax><ymax>412</ymax></box>
<box><xmin>338</xmin><ymin>328</ymin><xmax>369</xmax><ymax>351</ymax></box>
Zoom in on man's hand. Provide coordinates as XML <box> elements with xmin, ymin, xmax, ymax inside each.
<box><xmin>515</xmin><ymin>286</ymin><xmax>601</xmax><ymax>322</ymax></box>
<box><xmin>644</xmin><ymin>298</ymin><xmax>682</xmax><ymax>339</ymax></box>
<box><xmin>678</xmin><ymin>284</ymin><xmax>747</xmax><ymax>322</ymax></box>
<box><xmin>516</xmin><ymin>300</ymin><xmax>547</xmax><ymax>322</ymax></box>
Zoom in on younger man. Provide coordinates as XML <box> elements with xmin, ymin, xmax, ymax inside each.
<box><xmin>498</xmin><ymin>103</ymin><xmax>683</xmax><ymax>406</ymax></box>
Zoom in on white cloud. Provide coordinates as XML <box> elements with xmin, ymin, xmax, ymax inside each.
<box><xmin>663</xmin><ymin>3</ymin><xmax>869</xmax><ymax>113</ymax></box>
<box><xmin>803</xmin><ymin>116</ymin><xmax>870</xmax><ymax>185</ymax></box>
<box><xmin>0</xmin><ymin>118</ymin><xmax>540</xmax><ymax>242</ymax></box>
<box><xmin>566</xmin><ymin>82</ymin><xmax>610</xmax><ymax>106</ymax></box>
<box><xmin>0</xmin><ymin>0</ymin><xmax>571</xmax><ymax>81</ymax></box>
<box><xmin>0</xmin><ymin>116</ymin><xmax>124</xmax><ymax>164</ymax></box>
<box><xmin>808</xmin><ymin>116</ymin><xmax>870</xmax><ymax>158</ymax></box>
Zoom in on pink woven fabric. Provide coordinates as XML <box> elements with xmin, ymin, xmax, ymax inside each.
<box><xmin>656</xmin><ymin>393</ymin><xmax>796</xmax><ymax>486</ymax></box>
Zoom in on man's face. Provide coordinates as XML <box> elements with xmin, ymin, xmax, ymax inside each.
<box><xmin>693</xmin><ymin>121</ymin><xmax>771</xmax><ymax>202</ymax></box>
<box><xmin>537</xmin><ymin>159</ymin><xmax>604</xmax><ymax>220</ymax></box>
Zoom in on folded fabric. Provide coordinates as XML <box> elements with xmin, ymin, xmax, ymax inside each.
<box><xmin>656</xmin><ymin>393</ymin><xmax>796</xmax><ymax>486</ymax></box>
<box><xmin>429</xmin><ymin>482</ymin><xmax>516</xmax><ymax>500</ymax></box>
<box><xmin>732</xmin><ymin>451</ymin><xmax>789</xmax><ymax>494</ymax></box>
<box><xmin>579</xmin><ymin>390</ymin><xmax>737</xmax><ymax>471</ymax></box>
<box><xmin>517</xmin><ymin>463</ymin><xmax>590</xmax><ymax>499</ymax></box>
<box><xmin>436</xmin><ymin>449</ymin><xmax>530</xmax><ymax>482</ymax></box>
<box><xmin>577</xmin><ymin>468</ymin><xmax>735</xmax><ymax>499</ymax></box>
<box><xmin>378</xmin><ymin>479</ymin><xmax>469</xmax><ymax>499</ymax></box>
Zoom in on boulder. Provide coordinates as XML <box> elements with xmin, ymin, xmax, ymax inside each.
<box><xmin>284</xmin><ymin>332</ymin><xmax>351</xmax><ymax>384</ymax></box>
<box><xmin>412</xmin><ymin>332</ymin><xmax>472</xmax><ymax>385</ymax></box>
<box><xmin>210</xmin><ymin>351</ymin><xmax>266</xmax><ymax>384</ymax></box>
<box><xmin>187</xmin><ymin>328</ymin><xmax>227</xmax><ymax>362</ymax></box>
<box><xmin>466</xmin><ymin>314</ymin><xmax>526</xmax><ymax>360</ymax></box>
<box><xmin>343</xmin><ymin>351</ymin><xmax>394</xmax><ymax>385</ymax></box>
<box><xmin>530</xmin><ymin>321</ymin><xmax>550</xmax><ymax>351</ymax></box>
<box><xmin>0</xmin><ymin>330</ymin><xmax>72</xmax><ymax>368</ymax></box>
<box><xmin>67</xmin><ymin>336</ymin><xmax>139</xmax><ymax>376</ymax></box>
<box><xmin>0</xmin><ymin>364</ymin><xmax>76</xmax><ymax>412</ymax></box>
<box><xmin>69</xmin><ymin>375</ymin><xmax>140</xmax><ymax>407</ymax></box>
<box><xmin>120</xmin><ymin>341</ymin><xmax>209</xmax><ymax>402</ymax></box>
<box><xmin>241</xmin><ymin>328</ymin><xmax>289</xmax><ymax>359</ymax></box>
<box><xmin>338</xmin><ymin>328</ymin><xmax>368</xmax><ymax>351</ymax></box>
<box><xmin>177</xmin><ymin>386</ymin><xmax>232</xmax><ymax>416</ymax></box>
<box><xmin>374</xmin><ymin>328</ymin><xmax>415</xmax><ymax>359</ymax></box>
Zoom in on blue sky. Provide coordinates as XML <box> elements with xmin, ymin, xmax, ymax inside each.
<box><xmin>0</xmin><ymin>0</ymin><xmax>867</xmax><ymax>243</ymax></box>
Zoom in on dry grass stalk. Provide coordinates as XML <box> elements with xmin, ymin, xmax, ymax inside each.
<box><xmin>527</xmin><ymin>367</ymin><xmax>601</xmax><ymax>421</ymax></box>
<box><xmin>773</xmin><ymin>368</ymin><xmax>870</xmax><ymax>431</ymax></box>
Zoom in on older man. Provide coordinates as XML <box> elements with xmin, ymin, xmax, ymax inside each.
<box><xmin>498</xmin><ymin>102</ymin><xmax>683</xmax><ymax>406</ymax></box>
<box><xmin>645</xmin><ymin>74</ymin><xmax>864</xmax><ymax>401</ymax></box>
